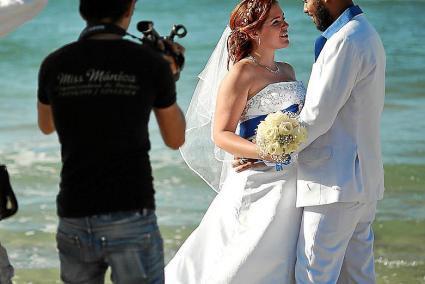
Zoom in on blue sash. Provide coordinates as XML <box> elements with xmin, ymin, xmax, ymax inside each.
<box><xmin>239</xmin><ymin>104</ymin><xmax>299</xmax><ymax>139</ymax></box>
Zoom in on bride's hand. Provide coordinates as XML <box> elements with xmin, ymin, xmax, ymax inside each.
<box><xmin>232</xmin><ymin>157</ymin><xmax>264</xmax><ymax>173</ymax></box>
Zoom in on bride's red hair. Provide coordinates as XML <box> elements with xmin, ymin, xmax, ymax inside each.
<box><xmin>228</xmin><ymin>0</ymin><xmax>277</xmax><ymax>64</ymax></box>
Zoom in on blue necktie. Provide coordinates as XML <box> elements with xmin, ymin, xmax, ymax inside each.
<box><xmin>314</xmin><ymin>36</ymin><xmax>327</xmax><ymax>62</ymax></box>
<box><xmin>313</xmin><ymin>5</ymin><xmax>363</xmax><ymax>62</ymax></box>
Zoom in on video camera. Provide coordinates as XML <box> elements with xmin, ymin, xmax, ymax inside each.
<box><xmin>137</xmin><ymin>21</ymin><xmax>187</xmax><ymax>71</ymax></box>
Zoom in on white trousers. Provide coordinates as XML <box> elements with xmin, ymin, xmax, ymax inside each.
<box><xmin>295</xmin><ymin>201</ymin><xmax>377</xmax><ymax>284</ymax></box>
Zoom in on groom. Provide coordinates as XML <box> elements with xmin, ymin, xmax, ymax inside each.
<box><xmin>295</xmin><ymin>0</ymin><xmax>386</xmax><ymax>283</ymax></box>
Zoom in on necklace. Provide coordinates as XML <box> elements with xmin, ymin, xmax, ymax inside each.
<box><xmin>248</xmin><ymin>55</ymin><xmax>280</xmax><ymax>74</ymax></box>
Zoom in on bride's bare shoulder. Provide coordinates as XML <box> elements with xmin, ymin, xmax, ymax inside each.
<box><xmin>218</xmin><ymin>58</ymin><xmax>256</xmax><ymax>97</ymax></box>
<box><xmin>226</xmin><ymin>58</ymin><xmax>257</xmax><ymax>83</ymax></box>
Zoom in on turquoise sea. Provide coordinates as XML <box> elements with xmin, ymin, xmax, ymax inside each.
<box><xmin>0</xmin><ymin>0</ymin><xmax>424</xmax><ymax>283</ymax></box>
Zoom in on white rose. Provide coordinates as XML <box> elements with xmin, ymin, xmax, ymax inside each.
<box><xmin>295</xmin><ymin>127</ymin><xmax>308</xmax><ymax>143</ymax></box>
<box><xmin>278</xmin><ymin>121</ymin><xmax>293</xmax><ymax>135</ymax></box>
<box><xmin>265</xmin><ymin>111</ymin><xmax>284</xmax><ymax>125</ymax></box>
<box><xmin>266</xmin><ymin>142</ymin><xmax>283</xmax><ymax>155</ymax></box>
<box><xmin>264</xmin><ymin>127</ymin><xmax>279</xmax><ymax>141</ymax></box>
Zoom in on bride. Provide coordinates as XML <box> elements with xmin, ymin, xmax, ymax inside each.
<box><xmin>166</xmin><ymin>0</ymin><xmax>306</xmax><ymax>283</ymax></box>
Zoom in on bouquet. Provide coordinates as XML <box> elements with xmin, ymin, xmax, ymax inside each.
<box><xmin>255</xmin><ymin>111</ymin><xmax>307</xmax><ymax>170</ymax></box>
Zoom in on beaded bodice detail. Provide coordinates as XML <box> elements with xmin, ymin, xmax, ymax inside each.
<box><xmin>240</xmin><ymin>81</ymin><xmax>306</xmax><ymax>122</ymax></box>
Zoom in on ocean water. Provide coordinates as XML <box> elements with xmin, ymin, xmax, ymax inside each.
<box><xmin>0</xmin><ymin>0</ymin><xmax>424</xmax><ymax>283</ymax></box>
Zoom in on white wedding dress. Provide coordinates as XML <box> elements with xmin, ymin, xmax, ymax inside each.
<box><xmin>165</xmin><ymin>81</ymin><xmax>306</xmax><ymax>284</ymax></box>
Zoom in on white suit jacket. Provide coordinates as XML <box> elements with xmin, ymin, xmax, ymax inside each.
<box><xmin>296</xmin><ymin>14</ymin><xmax>386</xmax><ymax>207</ymax></box>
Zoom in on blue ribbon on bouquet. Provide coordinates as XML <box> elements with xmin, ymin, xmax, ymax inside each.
<box><xmin>239</xmin><ymin>104</ymin><xmax>299</xmax><ymax>139</ymax></box>
<box><xmin>264</xmin><ymin>155</ymin><xmax>292</xmax><ymax>171</ymax></box>
<box><xmin>276</xmin><ymin>163</ymin><xmax>284</xmax><ymax>171</ymax></box>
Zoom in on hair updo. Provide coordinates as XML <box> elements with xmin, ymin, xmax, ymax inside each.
<box><xmin>228</xmin><ymin>0</ymin><xmax>277</xmax><ymax>64</ymax></box>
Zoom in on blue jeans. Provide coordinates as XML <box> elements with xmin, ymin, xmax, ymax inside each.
<box><xmin>57</xmin><ymin>210</ymin><xmax>164</xmax><ymax>284</ymax></box>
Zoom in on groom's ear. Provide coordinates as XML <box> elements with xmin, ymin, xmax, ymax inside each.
<box><xmin>321</xmin><ymin>0</ymin><xmax>333</xmax><ymax>7</ymax></box>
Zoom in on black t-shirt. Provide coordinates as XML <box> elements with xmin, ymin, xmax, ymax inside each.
<box><xmin>38</xmin><ymin>38</ymin><xmax>176</xmax><ymax>218</ymax></box>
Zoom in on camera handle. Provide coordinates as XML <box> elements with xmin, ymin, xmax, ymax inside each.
<box><xmin>168</xmin><ymin>24</ymin><xmax>187</xmax><ymax>41</ymax></box>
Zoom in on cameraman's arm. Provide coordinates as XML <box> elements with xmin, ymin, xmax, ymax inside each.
<box><xmin>37</xmin><ymin>60</ymin><xmax>55</xmax><ymax>135</ymax></box>
<box><xmin>153</xmin><ymin>53</ymin><xmax>186</xmax><ymax>150</ymax></box>
<box><xmin>154</xmin><ymin>103</ymin><xmax>185</xmax><ymax>149</ymax></box>
<box><xmin>37</xmin><ymin>101</ymin><xmax>55</xmax><ymax>135</ymax></box>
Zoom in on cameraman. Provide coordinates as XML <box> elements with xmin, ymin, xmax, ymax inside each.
<box><xmin>37</xmin><ymin>0</ymin><xmax>185</xmax><ymax>283</ymax></box>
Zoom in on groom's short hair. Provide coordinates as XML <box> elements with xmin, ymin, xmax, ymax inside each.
<box><xmin>79</xmin><ymin>0</ymin><xmax>133</xmax><ymax>23</ymax></box>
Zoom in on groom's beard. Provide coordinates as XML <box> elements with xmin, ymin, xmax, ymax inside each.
<box><xmin>314</xmin><ymin>0</ymin><xmax>333</xmax><ymax>32</ymax></box>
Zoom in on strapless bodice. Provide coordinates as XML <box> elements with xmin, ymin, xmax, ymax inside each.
<box><xmin>241</xmin><ymin>81</ymin><xmax>306</xmax><ymax>121</ymax></box>
<box><xmin>239</xmin><ymin>81</ymin><xmax>306</xmax><ymax>139</ymax></box>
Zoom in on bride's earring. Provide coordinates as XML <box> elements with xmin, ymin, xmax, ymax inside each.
<box><xmin>258</xmin><ymin>37</ymin><xmax>261</xmax><ymax>46</ymax></box>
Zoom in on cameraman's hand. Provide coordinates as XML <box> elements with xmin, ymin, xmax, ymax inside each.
<box><xmin>160</xmin><ymin>40</ymin><xmax>185</xmax><ymax>78</ymax></box>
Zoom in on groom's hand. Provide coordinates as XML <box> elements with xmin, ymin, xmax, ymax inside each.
<box><xmin>232</xmin><ymin>157</ymin><xmax>262</xmax><ymax>173</ymax></box>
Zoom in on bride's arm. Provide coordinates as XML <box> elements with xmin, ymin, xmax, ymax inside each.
<box><xmin>213</xmin><ymin>62</ymin><xmax>260</xmax><ymax>160</ymax></box>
